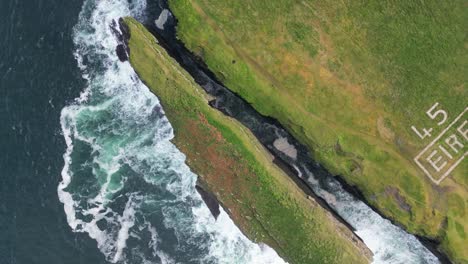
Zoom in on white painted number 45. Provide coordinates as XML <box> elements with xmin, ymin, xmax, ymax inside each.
<box><xmin>411</xmin><ymin>102</ymin><xmax>448</xmax><ymax>140</ymax></box>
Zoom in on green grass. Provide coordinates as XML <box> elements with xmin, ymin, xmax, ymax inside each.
<box><xmin>168</xmin><ymin>0</ymin><xmax>467</xmax><ymax>261</ymax></box>
<box><xmin>123</xmin><ymin>17</ymin><xmax>370</xmax><ymax>264</ymax></box>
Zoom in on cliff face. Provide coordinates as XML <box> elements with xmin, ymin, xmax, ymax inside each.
<box><xmin>123</xmin><ymin>17</ymin><xmax>372</xmax><ymax>264</ymax></box>
<box><xmin>168</xmin><ymin>1</ymin><xmax>467</xmax><ymax>262</ymax></box>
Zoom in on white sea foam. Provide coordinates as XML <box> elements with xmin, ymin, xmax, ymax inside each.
<box><xmin>113</xmin><ymin>195</ymin><xmax>139</xmax><ymax>262</ymax></box>
<box><xmin>205</xmin><ymin>208</ymin><xmax>286</xmax><ymax>264</ymax></box>
<box><xmin>302</xmin><ymin>168</ymin><xmax>440</xmax><ymax>264</ymax></box>
<box><xmin>58</xmin><ymin>0</ymin><xmax>287</xmax><ymax>263</ymax></box>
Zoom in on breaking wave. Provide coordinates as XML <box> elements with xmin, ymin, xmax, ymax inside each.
<box><xmin>303</xmin><ymin>167</ymin><xmax>440</xmax><ymax>264</ymax></box>
<box><xmin>58</xmin><ymin>0</ymin><xmax>285</xmax><ymax>263</ymax></box>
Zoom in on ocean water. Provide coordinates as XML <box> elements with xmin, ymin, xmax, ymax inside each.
<box><xmin>1</xmin><ymin>0</ymin><xmax>285</xmax><ymax>263</ymax></box>
<box><xmin>1</xmin><ymin>0</ymin><xmax>107</xmax><ymax>263</ymax></box>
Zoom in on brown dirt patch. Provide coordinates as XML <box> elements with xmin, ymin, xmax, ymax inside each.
<box><xmin>385</xmin><ymin>186</ymin><xmax>412</xmax><ymax>213</ymax></box>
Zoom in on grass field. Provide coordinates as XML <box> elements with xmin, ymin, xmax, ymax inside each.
<box><xmin>168</xmin><ymin>0</ymin><xmax>467</xmax><ymax>262</ymax></box>
<box><xmin>124</xmin><ymin>17</ymin><xmax>371</xmax><ymax>264</ymax></box>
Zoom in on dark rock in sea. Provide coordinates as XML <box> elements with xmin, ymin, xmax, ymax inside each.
<box><xmin>110</xmin><ymin>18</ymin><xmax>131</xmax><ymax>62</ymax></box>
<box><xmin>118</xmin><ymin>17</ymin><xmax>131</xmax><ymax>43</ymax></box>
<box><xmin>116</xmin><ymin>44</ymin><xmax>128</xmax><ymax>62</ymax></box>
<box><xmin>195</xmin><ymin>184</ymin><xmax>220</xmax><ymax>219</ymax></box>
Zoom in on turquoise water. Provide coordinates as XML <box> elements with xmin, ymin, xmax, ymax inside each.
<box><xmin>57</xmin><ymin>0</ymin><xmax>285</xmax><ymax>263</ymax></box>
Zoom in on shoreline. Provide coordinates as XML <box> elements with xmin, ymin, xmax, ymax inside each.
<box><xmin>137</xmin><ymin>4</ymin><xmax>452</xmax><ymax>262</ymax></box>
<box><xmin>122</xmin><ymin>17</ymin><xmax>373</xmax><ymax>263</ymax></box>
<box><xmin>139</xmin><ymin>12</ymin><xmax>362</xmax><ymax>235</ymax></box>
<box><xmin>333</xmin><ymin>175</ymin><xmax>451</xmax><ymax>264</ymax></box>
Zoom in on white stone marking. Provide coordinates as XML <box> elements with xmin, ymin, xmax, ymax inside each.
<box><xmin>414</xmin><ymin>107</ymin><xmax>467</xmax><ymax>184</ymax></box>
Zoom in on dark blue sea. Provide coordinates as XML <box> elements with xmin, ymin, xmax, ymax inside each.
<box><xmin>1</xmin><ymin>0</ymin><xmax>106</xmax><ymax>263</ymax></box>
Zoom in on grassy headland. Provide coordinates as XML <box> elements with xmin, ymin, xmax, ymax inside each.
<box><xmin>123</xmin><ymin>17</ymin><xmax>371</xmax><ymax>264</ymax></box>
<box><xmin>168</xmin><ymin>0</ymin><xmax>467</xmax><ymax>262</ymax></box>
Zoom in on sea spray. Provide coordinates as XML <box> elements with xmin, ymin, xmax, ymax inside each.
<box><xmin>303</xmin><ymin>168</ymin><xmax>440</xmax><ymax>264</ymax></box>
<box><xmin>58</xmin><ymin>0</ymin><xmax>286</xmax><ymax>263</ymax></box>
